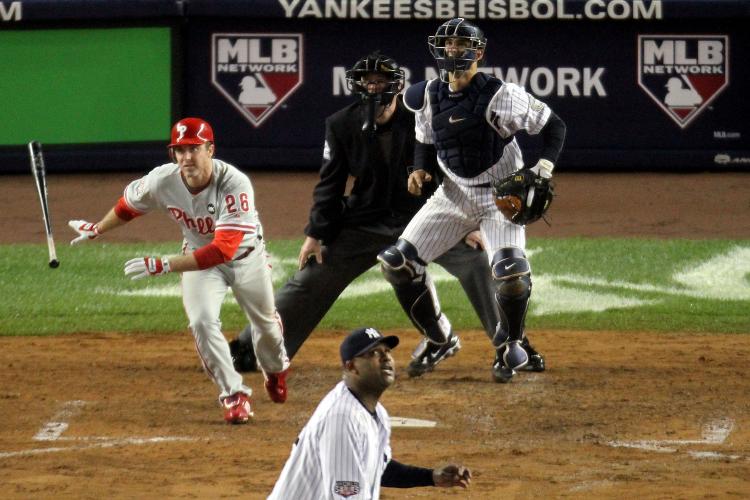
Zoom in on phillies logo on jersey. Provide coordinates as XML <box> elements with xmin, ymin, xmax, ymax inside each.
<box><xmin>212</xmin><ymin>33</ymin><xmax>304</xmax><ymax>127</ymax></box>
<box><xmin>638</xmin><ymin>35</ymin><xmax>729</xmax><ymax>128</ymax></box>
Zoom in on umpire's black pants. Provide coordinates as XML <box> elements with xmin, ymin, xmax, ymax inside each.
<box><xmin>257</xmin><ymin>227</ymin><xmax>500</xmax><ymax>360</ymax></box>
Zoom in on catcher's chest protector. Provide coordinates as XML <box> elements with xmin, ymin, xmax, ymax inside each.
<box><xmin>429</xmin><ymin>73</ymin><xmax>512</xmax><ymax>178</ymax></box>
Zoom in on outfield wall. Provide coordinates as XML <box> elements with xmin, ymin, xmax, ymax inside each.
<box><xmin>1</xmin><ymin>0</ymin><xmax>748</xmax><ymax>172</ymax></box>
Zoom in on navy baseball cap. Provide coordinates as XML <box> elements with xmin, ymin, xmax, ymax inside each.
<box><xmin>340</xmin><ymin>327</ymin><xmax>399</xmax><ymax>364</ymax></box>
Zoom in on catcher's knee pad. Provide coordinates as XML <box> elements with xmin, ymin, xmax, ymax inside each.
<box><xmin>378</xmin><ymin>239</ymin><xmax>426</xmax><ymax>286</ymax></box>
<box><xmin>492</xmin><ymin>247</ymin><xmax>530</xmax><ymax>282</ymax></box>
<box><xmin>394</xmin><ymin>273</ymin><xmax>451</xmax><ymax>345</ymax></box>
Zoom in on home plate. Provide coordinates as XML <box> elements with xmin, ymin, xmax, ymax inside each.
<box><xmin>390</xmin><ymin>417</ymin><xmax>437</xmax><ymax>428</ymax></box>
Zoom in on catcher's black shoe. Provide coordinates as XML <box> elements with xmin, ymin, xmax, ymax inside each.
<box><xmin>492</xmin><ymin>357</ymin><xmax>514</xmax><ymax>384</ymax></box>
<box><xmin>519</xmin><ymin>338</ymin><xmax>546</xmax><ymax>372</ymax></box>
<box><xmin>407</xmin><ymin>332</ymin><xmax>461</xmax><ymax>378</ymax></box>
<box><xmin>229</xmin><ymin>338</ymin><xmax>258</xmax><ymax>373</ymax></box>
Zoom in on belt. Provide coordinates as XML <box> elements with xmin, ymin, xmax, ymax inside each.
<box><xmin>473</xmin><ymin>182</ymin><xmax>492</xmax><ymax>188</ymax></box>
<box><xmin>234</xmin><ymin>247</ymin><xmax>255</xmax><ymax>261</ymax></box>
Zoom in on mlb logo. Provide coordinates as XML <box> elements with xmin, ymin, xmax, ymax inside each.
<box><xmin>212</xmin><ymin>33</ymin><xmax>304</xmax><ymax>127</ymax></box>
<box><xmin>638</xmin><ymin>35</ymin><xmax>729</xmax><ymax>128</ymax></box>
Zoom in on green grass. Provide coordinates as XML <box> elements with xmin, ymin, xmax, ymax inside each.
<box><xmin>1</xmin><ymin>238</ymin><xmax>748</xmax><ymax>336</ymax></box>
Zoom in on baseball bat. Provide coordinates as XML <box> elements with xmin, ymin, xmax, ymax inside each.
<box><xmin>28</xmin><ymin>141</ymin><xmax>59</xmax><ymax>268</ymax></box>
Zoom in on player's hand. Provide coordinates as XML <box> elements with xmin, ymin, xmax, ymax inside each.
<box><xmin>433</xmin><ymin>464</ymin><xmax>472</xmax><ymax>488</ymax></box>
<box><xmin>529</xmin><ymin>158</ymin><xmax>554</xmax><ymax>179</ymax></box>
<box><xmin>407</xmin><ymin>169</ymin><xmax>432</xmax><ymax>196</ymax></box>
<box><xmin>298</xmin><ymin>236</ymin><xmax>323</xmax><ymax>270</ymax></box>
<box><xmin>68</xmin><ymin>220</ymin><xmax>101</xmax><ymax>245</ymax></box>
<box><xmin>124</xmin><ymin>257</ymin><xmax>171</xmax><ymax>280</ymax></box>
<box><xmin>464</xmin><ymin>230</ymin><xmax>484</xmax><ymax>250</ymax></box>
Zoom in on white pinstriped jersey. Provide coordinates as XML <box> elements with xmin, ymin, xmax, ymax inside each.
<box><xmin>412</xmin><ymin>78</ymin><xmax>552</xmax><ymax>186</ymax></box>
<box><xmin>123</xmin><ymin>159</ymin><xmax>259</xmax><ymax>256</ymax></box>
<box><xmin>402</xmin><ymin>78</ymin><xmax>553</xmax><ymax>262</ymax></box>
<box><xmin>268</xmin><ymin>381</ymin><xmax>392</xmax><ymax>500</ymax></box>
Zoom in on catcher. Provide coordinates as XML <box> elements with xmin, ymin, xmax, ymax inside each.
<box><xmin>378</xmin><ymin>18</ymin><xmax>566</xmax><ymax>383</ymax></box>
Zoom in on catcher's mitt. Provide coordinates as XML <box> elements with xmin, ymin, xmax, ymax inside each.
<box><xmin>493</xmin><ymin>169</ymin><xmax>554</xmax><ymax>225</ymax></box>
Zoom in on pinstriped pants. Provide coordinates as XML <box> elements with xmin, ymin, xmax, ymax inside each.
<box><xmin>401</xmin><ymin>176</ymin><xmax>526</xmax><ymax>266</ymax></box>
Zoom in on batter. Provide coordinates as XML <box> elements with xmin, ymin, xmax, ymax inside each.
<box><xmin>68</xmin><ymin>117</ymin><xmax>290</xmax><ymax>423</ymax></box>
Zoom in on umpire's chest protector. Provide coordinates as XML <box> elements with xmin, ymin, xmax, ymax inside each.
<box><xmin>429</xmin><ymin>73</ymin><xmax>511</xmax><ymax>178</ymax></box>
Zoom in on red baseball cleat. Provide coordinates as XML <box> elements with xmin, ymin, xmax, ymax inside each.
<box><xmin>264</xmin><ymin>369</ymin><xmax>289</xmax><ymax>404</ymax></box>
<box><xmin>222</xmin><ymin>393</ymin><xmax>253</xmax><ymax>424</ymax></box>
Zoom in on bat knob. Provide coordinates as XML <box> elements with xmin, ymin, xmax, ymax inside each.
<box><xmin>49</xmin><ymin>260</ymin><xmax>60</xmax><ymax>268</ymax></box>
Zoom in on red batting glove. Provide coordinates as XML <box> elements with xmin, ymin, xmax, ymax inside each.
<box><xmin>68</xmin><ymin>220</ymin><xmax>101</xmax><ymax>245</ymax></box>
<box><xmin>124</xmin><ymin>257</ymin><xmax>171</xmax><ymax>280</ymax></box>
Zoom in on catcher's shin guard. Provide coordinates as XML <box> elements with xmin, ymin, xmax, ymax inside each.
<box><xmin>379</xmin><ymin>239</ymin><xmax>450</xmax><ymax>344</ymax></box>
<box><xmin>492</xmin><ymin>248</ymin><xmax>531</xmax><ymax>347</ymax></box>
<box><xmin>393</xmin><ymin>273</ymin><xmax>451</xmax><ymax>345</ymax></box>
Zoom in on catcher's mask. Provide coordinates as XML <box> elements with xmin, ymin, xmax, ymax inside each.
<box><xmin>345</xmin><ymin>52</ymin><xmax>405</xmax><ymax>106</ymax></box>
<box><xmin>428</xmin><ymin>18</ymin><xmax>486</xmax><ymax>82</ymax></box>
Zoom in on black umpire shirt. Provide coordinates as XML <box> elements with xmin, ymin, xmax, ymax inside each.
<box><xmin>305</xmin><ymin>96</ymin><xmax>439</xmax><ymax>244</ymax></box>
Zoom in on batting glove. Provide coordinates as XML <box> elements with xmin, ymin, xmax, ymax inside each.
<box><xmin>68</xmin><ymin>220</ymin><xmax>101</xmax><ymax>245</ymax></box>
<box><xmin>529</xmin><ymin>159</ymin><xmax>554</xmax><ymax>179</ymax></box>
<box><xmin>124</xmin><ymin>257</ymin><xmax>171</xmax><ymax>280</ymax></box>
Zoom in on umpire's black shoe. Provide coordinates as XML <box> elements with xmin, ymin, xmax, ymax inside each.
<box><xmin>229</xmin><ymin>338</ymin><xmax>258</xmax><ymax>373</ymax></box>
<box><xmin>407</xmin><ymin>332</ymin><xmax>461</xmax><ymax>378</ymax></box>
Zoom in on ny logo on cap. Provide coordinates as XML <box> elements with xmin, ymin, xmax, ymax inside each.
<box><xmin>364</xmin><ymin>328</ymin><xmax>381</xmax><ymax>339</ymax></box>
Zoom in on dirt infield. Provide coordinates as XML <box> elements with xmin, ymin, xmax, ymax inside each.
<box><xmin>1</xmin><ymin>172</ymin><xmax>749</xmax><ymax>498</ymax></box>
<box><xmin>4</xmin><ymin>171</ymin><xmax>750</xmax><ymax>243</ymax></box>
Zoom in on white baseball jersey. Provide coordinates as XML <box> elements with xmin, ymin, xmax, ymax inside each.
<box><xmin>403</xmin><ymin>79</ymin><xmax>552</xmax><ymax>263</ymax></box>
<box><xmin>123</xmin><ymin>159</ymin><xmax>288</xmax><ymax>400</ymax></box>
<box><xmin>123</xmin><ymin>159</ymin><xmax>258</xmax><ymax>257</ymax></box>
<box><xmin>268</xmin><ymin>381</ymin><xmax>392</xmax><ymax>500</ymax></box>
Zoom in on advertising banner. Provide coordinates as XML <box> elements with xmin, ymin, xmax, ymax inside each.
<box><xmin>183</xmin><ymin>10</ymin><xmax>749</xmax><ymax>170</ymax></box>
<box><xmin>2</xmin><ymin>0</ymin><xmax>747</xmax><ymax>171</ymax></box>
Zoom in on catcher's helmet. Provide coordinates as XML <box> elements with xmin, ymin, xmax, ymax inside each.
<box><xmin>168</xmin><ymin>117</ymin><xmax>214</xmax><ymax>147</ymax></box>
<box><xmin>345</xmin><ymin>52</ymin><xmax>405</xmax><ymax>105</ymax></box>
<box><xmin>428</xmin><ymin>18</ymin><xmax>486</xmax><ymax>81</ymax></box>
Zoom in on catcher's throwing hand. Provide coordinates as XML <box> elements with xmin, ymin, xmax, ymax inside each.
<box><xmin>433</xmin><ymin>464</ymin><xmax>472</xmax><ymax>488</ymax></box>
<box><xmin>464</xmin><ymin>230</ymin><xmax>485</xmax><ymax>250</ymax></box>
<box><xmin>407</xmin><ymin>169</ymin><xmax>432</xmax><ymax>196</ymax></box>
<box><xmin>68</xmin><ymin>220</ymin><xmax>101</xmax><ymax>245</ymax></box>
<box><xmin>124</xmin><ymin>257</ymin><xmax>171</xmax><ymax>280</ymax></box>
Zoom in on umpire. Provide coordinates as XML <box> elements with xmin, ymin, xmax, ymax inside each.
<box><xmin>231</xmin><ymin>52</ymin><xmax>544</xmax><ymax>378</ymax></box>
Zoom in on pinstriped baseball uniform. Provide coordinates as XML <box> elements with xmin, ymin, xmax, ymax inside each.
<box><xmin>403</xmin><ymin>79</ymin><xmax>551</xmax><ymax>266</ymax></box>
<box><xmin>123</xmin><ymin>159</ymin><xmax>288</xmax><ymax>400</ymax></box>
<box><xmin>268</xmin><ymin>381</ymin><xmax>391</xmax><ymax>500</ymax></box>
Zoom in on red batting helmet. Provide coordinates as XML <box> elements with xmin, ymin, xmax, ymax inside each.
<box><xmin>168</xmin><ymin>117</ymin><xmax>215</xmax><ymax>147</ymax></box>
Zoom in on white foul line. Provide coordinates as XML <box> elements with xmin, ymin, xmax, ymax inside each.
<box><xmin>0</xmin><ymin>400</ymin><xmax>199</xmax><ymax>460</ymax></box>
<box><xmin>33</xmin><ymin>400</ymin><xmax>86</xmax><ymax>441</ymax></box>
<box><xmin>0</xmin><ymin>436</ymin><xmax>197</xmax><ymax>459</ymax></box>
<box><xmin>606</xmin><ymin>418</ymin><xmax>740</xmax><ymax>458</ymax></box>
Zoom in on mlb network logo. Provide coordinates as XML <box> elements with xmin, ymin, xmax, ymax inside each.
<box><xmin>638</xmin><ymin>35</ymin><xmax>729</xmax><ymax>128</ymax></box>
<box><xmin>212</xmin><ymin>33</ymin><xmax>304</xmax><ymax>127</ymax></box>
